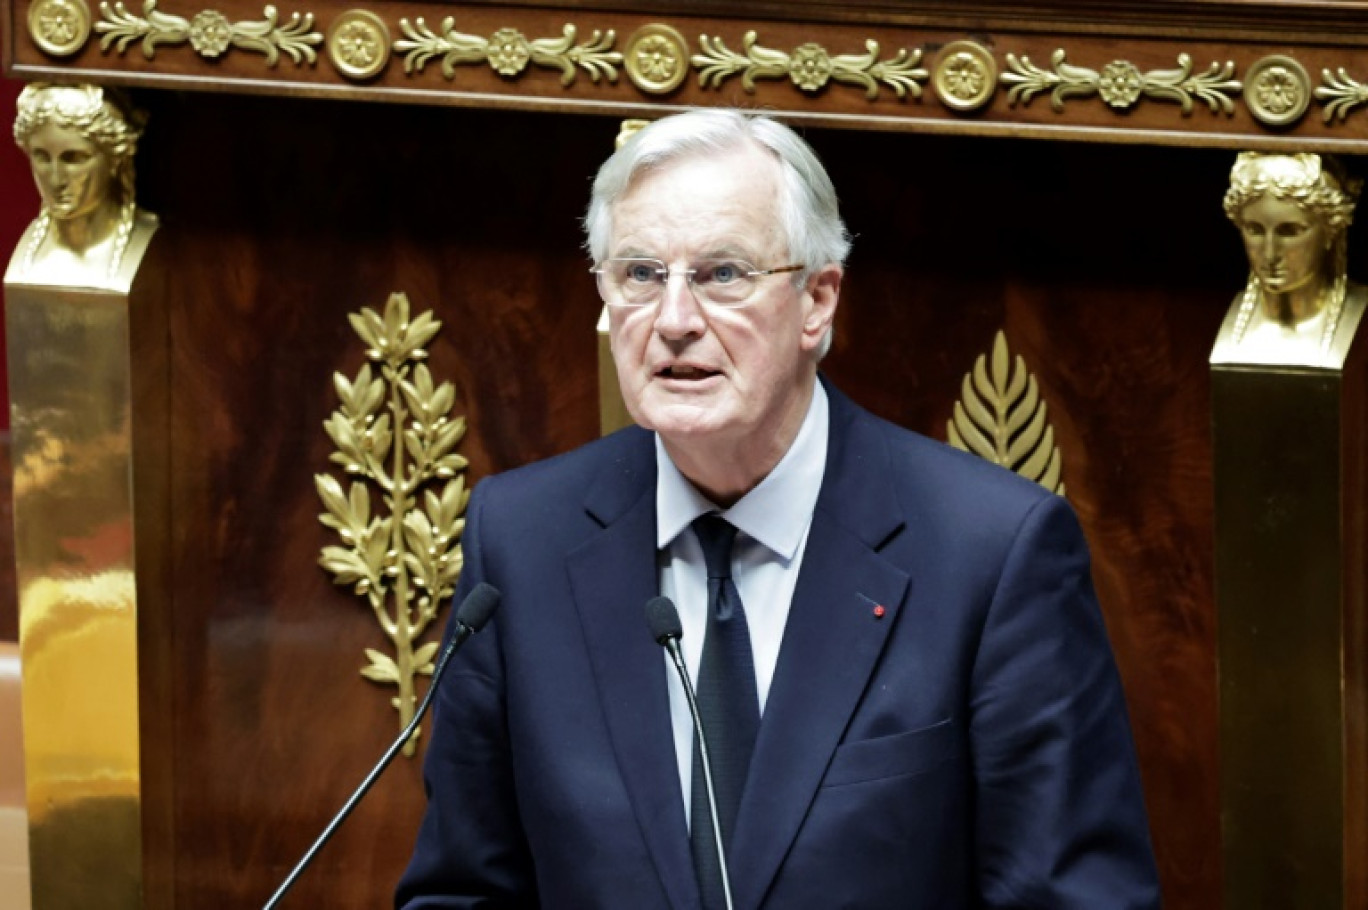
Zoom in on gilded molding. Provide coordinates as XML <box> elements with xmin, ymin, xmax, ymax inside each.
<box><xmin>693</xmin><ymin>31</ymin><xmax>927</xmax><ymax>101</ymax></box>
<box><xmin>932</xmin><ymin>40</ymin><xmax>996</xmax><ymax>112</ymax></box>
<box><xmin>624</xmin><ymin>23</ymin><xmax>688</xmax><ymax>95</ymax></box>
<box><xmin>394</xmin><ymin>19</ymin><xmax>621</xmax><ymax>85</ymax></box>
<box><xmin>1003</xmin><ymin>49</ymin><xmax>1240</xmax><ymax>115</ymax></box>
<box><xmin>316</xmin><ymin>291</ymin><xmax>469</xmax><ymax>756</ymax></box>
<box><xmin>1316</xmin><ymin>68</ymin><xmax>1368</xmax><ymax>123</ymax></box>
<box><xmin>947</xmin><ymin>331</ymin><xmax>1065</xmax><ymax>495</ymax></box>
<box><xmin>1244</xmin><ymin>55</ymin><xmax>1311</xmax><ymax>127</ymax></box>
<box><xmin>95</xmin><ymin>0</ymin><xmax>322</xmax><ymax>64</ymax></box>
<box><xmin>327</xmin><ymin>8</ymin><xmax>388</xmax><ymax>79</ymax></box>
<box><xmin>28</xmin><ymin>0</ymin><xmax>92</xmax><ymax>57</ymax></box>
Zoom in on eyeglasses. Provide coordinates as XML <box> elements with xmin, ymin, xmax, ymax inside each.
<box><xmin>592</xmin><ymin>257</ymin><xmax>805</xmax><ymax>309</ymax></box>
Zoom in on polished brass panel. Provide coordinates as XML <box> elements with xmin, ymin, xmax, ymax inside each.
<box><xmin>394</xmin><ymin>19</ymin><xmax>621</xmax><ymax>86</ymax></box>
<box><xmin>623</xmin><ymin>23</ymin><xmax>688</xmax><ymax>95</ymax></box>
<box><xmin>947</xmin><ymin>330</ymin><xmax>1065</xmax><ymax>495</ymax></box>
<box><xmin>327</xmin><ymin>8</ymin><xmax>390</xmax><ymax>80</ymax></box>
<box><xmin>596</xmin><ymin>305</ymin><xmax>632</xmax><ymax>436</ymax></box>
<box><xmin>1244</xmin><ymin>55</ymin><xmax>1312</xmax><ymax>128</ymax></box>
<box><xmin>27</xmin><ymin>0</ymin><xmax>92</xmax><ymax>57</ymax></box>
<box><xmin>693</xmin><ymin>31</ymin><xmax>927</xmax><ymax>101</ymax></box>
<box><xmin>3</xmin><ymin>281</ymin><xmax>157</xmax><ymax>909</ymax></box>
<box><xmin>932</xmin><ymin>40</ymin><xmax>997</xmax><ymax>113</ymax></box>
<box><xmin>96</xmin><ymin>0</ymin><xmax>323</xmax><ymax>65</ymax></box>
<box><xmin>1003</xmin><ymin>50</ymin><xmax>1240</xmax><ymax>114</ymax></box>
<box><xmin>316</xmin><ymin>292</ymin><xmax>469</xmax><ymax>757</ymax></box>
<box><xmin>1213</xmin><ymin>366</ymin><xmax>1360</xmax><ymax>909</ymax></box>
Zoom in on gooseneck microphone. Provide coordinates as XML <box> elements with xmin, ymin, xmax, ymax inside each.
<box><xmin>263</xmin><ymin>582</ymin><xmax>502</xmax><ymax>909</ymax></box>
<box><xmin>644</xmin><ymin>595</ymin><xmax>735</xmax><ymax>910</ymax></box>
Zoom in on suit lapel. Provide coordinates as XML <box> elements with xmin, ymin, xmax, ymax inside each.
<box><xmin>567</xmin><ymin>433</ymin><xmax>699</xmax><ymax>910</ymax></box>
<box><xmin>728</xmin><ymin>386</ymin><xmax>911</xmax><ymax>910</ymax></box>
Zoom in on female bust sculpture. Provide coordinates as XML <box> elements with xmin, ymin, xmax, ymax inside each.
<box><xmin>9</xmin><ymin>83</ymin><xmax>157</xmax><ymax>290</ymax></box>
<box><xmin>1214</xmin><ymin>152</ymin><xmax>1367</xmax><ymax>367</ymax></box>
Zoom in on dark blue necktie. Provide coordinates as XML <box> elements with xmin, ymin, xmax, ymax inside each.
<box><xmin>689</xmin><ymin>513</ymin><xmax>760</xmax><ymax>910</ymax></box>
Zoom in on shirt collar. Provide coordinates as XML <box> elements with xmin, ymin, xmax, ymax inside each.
<box><xmin>656</xmin><ymin>382</ymin><xmax>829</xmax><ymax>561</ymax></box>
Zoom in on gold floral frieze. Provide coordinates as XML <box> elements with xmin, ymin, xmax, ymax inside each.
<box><xmin>96</xmin><ymin>0</ymin><xmax>321</xmax><ymax>64</ymax></box>
<box><xmin>693</xmin><ymin>31</ymin><xmax>927</xmax><ymax>101</ymax></box>
<box><xmin>947</xmin><ymin>331</ymin><xmax>1065</xmax><ymax>496</ymax></box>
<box><xmin>316</xmin><ymin>291</ymin><xmax>470</xmax><ymax>757</ymax></box>
<box><xmin>28</xmin><ymin>0</ymin><xmax>92</xmax><ymax>56</ymax></box>
<box><xmin>394</xmin><ymin>19</ymin><xmax>621</xmax><ymax>85</ymax></box>
<box><xmin>1003</xmin><ymin>50</ymin><xmax>1240</xmax><ymax>115</ymax></box>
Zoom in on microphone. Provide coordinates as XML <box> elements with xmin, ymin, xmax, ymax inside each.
<box><xmin>644</xmin><ymin>596</ymin><xmax>734</xmax><ymax>910</ymax></box>
<box><xmin>263</xmin><ymin>582</ymin><xmax>502</xmax><ymax>909</ymax></box>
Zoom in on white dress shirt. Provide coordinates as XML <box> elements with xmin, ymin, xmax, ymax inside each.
<box><xmin>655</xmin><ymin>382</ymin><xmax>829</xmax><ymax>825</ymax></box>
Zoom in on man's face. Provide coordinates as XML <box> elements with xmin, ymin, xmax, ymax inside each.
<box><xmin>1239</xmin><ymin>193</ymin><xmax>1329</xmax><ymax>295</ymax></box>
<box><xmin>605</xmin><ymin>145</ymin><xmax>839</xmax><ymax>457</ymax></box>
<box><xmin>26</xmin><ymin>121</ymin><xmax>114</xmax><ymax>222</ymax></box>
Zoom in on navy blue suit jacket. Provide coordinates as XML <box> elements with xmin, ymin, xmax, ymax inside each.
<box><xmin>396</xmin><ymin>382</ymin><xmax>1160</xmax><ymax>909</ymax></box>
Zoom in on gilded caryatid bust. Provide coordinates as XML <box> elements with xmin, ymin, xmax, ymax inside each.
<box><xmin>1212</xmin><ymin>152</ymin><xmax>1368</xmax><ymax>368</ymax></box>
<box><xmin>7</xmin><ymin>83</ymin><xmax>158</xmax><ymax>291</ymax></box>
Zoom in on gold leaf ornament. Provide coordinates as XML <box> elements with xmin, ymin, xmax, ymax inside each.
<box><xmin>692</xmin><ymin>31</ymin><xmax>926</xmax><ymax>101</ymax></box>
<box><xmin>95</xmin><ymin>0</ymin><xmax>321</xmax><ymax>63</ymax></box>
<box><xmin>1002</xmin><ymin>49</ymin><xmax>1239</xmax><ymax>115</ymax></box>
<box><xmin>947</xmin><ymin>331</ymin><xmax>1065</xmax><ymax>495</ymax></box>
<box><xmin>317</xmin><ymin>292</ymin><xmax>470</xmax><ymax>756</ymax></box>
<box><xmin>394</xmin><ymin>18</ymin><xmax>621</xmax><ymax>85</ymax></box>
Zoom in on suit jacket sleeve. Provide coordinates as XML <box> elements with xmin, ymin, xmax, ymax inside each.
<box><xmin>970</xmin><ymin>493</ymin><xmax>1160</xmax><ymax>908</ymax></box>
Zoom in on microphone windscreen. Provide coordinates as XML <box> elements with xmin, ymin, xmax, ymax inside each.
<box><xmin>455</xmin><ymin>583</ymin><xmax>501</xmax><ymax>632</ymax></box>
<box><xmin>644</xmin><ymin>596</ymin><xmax>683</xmax><ymax>644</ymax></box>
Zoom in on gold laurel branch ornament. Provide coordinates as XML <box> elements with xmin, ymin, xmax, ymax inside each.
<box><xmin>947</xmin><ymin>331</ymin><xmax>1065</xmax><ymax>496</ymax></box>
<box><xmin>1002</xmin><ymin>49</ymin><xmax>1239</xmax><ymax>115</ymax></box>
<box><xmin>1316</xmin><ymin>67</ymin><xmax>1368</xmax><ymax>124</ymax></box>
<box><xmin>394</xmin><ymin>19</ymin><xmax>621</xmax><ymax>85</ymax></box>
<box><xmin>316</xmin><ymin>292</ymin><xmax>470</xmax><ymax>756</ymax></box>
<box><xmin>95</xmin><ymin>0</ymin><xmax>321</xmax><ymax>64</ymax></box>
<box><xmin>693</xmin><ymin>31</ymin><xmax>927</xmax><ymax>101</ymax></box>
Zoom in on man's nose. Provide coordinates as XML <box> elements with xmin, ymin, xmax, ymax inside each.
<box><xmin>653</xmin><ymin>272</ymin><xmax>706</xmax><ymax>338</ymax></box>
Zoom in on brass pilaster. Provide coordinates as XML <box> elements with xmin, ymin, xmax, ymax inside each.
<box><xmin>4</xmin><ymin>236</ymin><xmax>163</xmax><ymax>907</ymax></box>
<box><xmin>1213</xmin><ymin>296</ymin><xmax>1368</xmax><ymax>910</ymax></box>
<box><xmin>596</xmin><ymin>305</ymin><xmax>632</xmax><ymax>436</ymax></box>
<box><xmin>6</xmin><ymin>80</ymin><xmax>165</xmax><ymax>902</ymax></box>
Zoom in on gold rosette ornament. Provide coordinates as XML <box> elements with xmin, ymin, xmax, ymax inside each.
<box><xmin>316</xmin><ymin>292</ymin><xmax>470</xmax><ymax>756</ymax></box>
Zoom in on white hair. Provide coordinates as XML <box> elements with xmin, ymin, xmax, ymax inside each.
<box><xmin>584</xmin><ymin>109</ymin><xmax>851</xmax><ymax>277</ymax></box>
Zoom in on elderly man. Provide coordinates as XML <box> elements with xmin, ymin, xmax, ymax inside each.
<box><xmin>397</xmin><ymin>109</ymin><xmax>1159</xmax><ymax>909</ymax></box>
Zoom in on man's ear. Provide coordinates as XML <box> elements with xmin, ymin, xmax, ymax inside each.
<box><xmin>801</xmin><ymin>264</ymin><xmax>842</xmax><ymax>349</ymax></box>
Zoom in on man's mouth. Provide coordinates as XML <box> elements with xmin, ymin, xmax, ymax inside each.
<box><xmin>657</xmin><ymin>365</ymin><xmax>719</xmax><ymax>380</ymax></box>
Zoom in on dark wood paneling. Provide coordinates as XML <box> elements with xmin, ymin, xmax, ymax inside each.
<box><xmin>124</xmin><ymin>93</ymin><xmax>1256</xmax><ymax>906</ymax></box>
<box><xmin>139</xmin><ymin>95</ymin><xmax>607</xmax><ymax>908</ymax></box>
